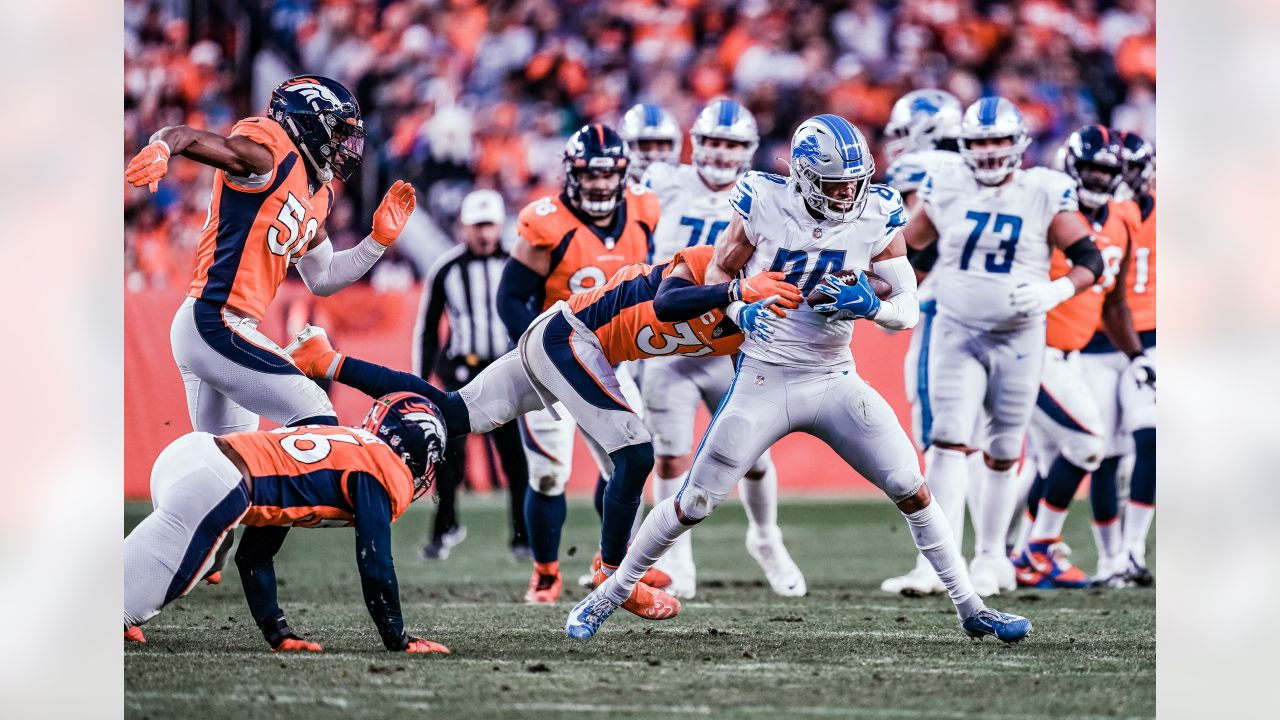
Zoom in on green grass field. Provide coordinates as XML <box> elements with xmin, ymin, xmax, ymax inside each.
<box><xmin>124</xmin><ymin>496</ymin><xmax>1154</xmax><ymax>720</ymax></box>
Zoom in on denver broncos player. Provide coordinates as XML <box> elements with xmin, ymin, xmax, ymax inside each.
<box><xmin>495</xmin><ymin>124</ymin><xmax>659</xmax><ymax>604</ymax></box>
<box><xmin>124</xmin><ymin>75</ymin><xmax>416</xmax><ymax>437</ymax></box>
<box><xmin>284</xmin><ymin>245</ymin><xmax>799</xmax><ymax>624</ymax></box>
<box><xmin>567</xmin><ymin>114</ymin><xmax>1031</xmax><ymax>643</ymax></box>
<box><xmin>1079</xmin><ymin>130</ymin><xmax>1157</xmax><ymax>586</ymax></box>
<box><xmin>123</xmin><ymin>393</ymin><xmax>450</xmax><ymax>653</ymax></box>
<box><xmin>640</xmin><ymin>99</ymin><xmax>804</xmax><ymax>599</ymax></box>
<box><xmin>1013</xmin><ymin>126</ymin><xmax>1145</xmax><ymax>589</ymax></box>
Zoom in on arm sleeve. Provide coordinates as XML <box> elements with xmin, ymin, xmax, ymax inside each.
<box><xmin>869</xmin><ymin>255</ymin><xmax>920</xmax><ymax>331</ymax></box>
<box><xmin>334</xmin><ymin>357</ymin><xmax>470</xmax><ymax>437</ymax></box>
<box><xmin>295</xmin><ymin>236</ymin><xmax>387</xmax><ymax>297</ymax></box>
<box><xmin>414</xmin><ymin>266</ymin><xmax>448</xmax><ymax>377</ymax></box>
<box><xmin>233</xmin><ymin>525</ymin><xmax>292</xmax><ymax>644</ymax></box>
<box><xmin>348</xmin><ymin>473</ymin><xmax>409</xmax><ymax>650</ymax></box>
<box><xmin>497</xmin><ymin>258</ymin><xmax>546</xmax><ymax>342</ymax></box>
<box><xmin>653</xmin><ymin>276</ymin><xmax>734</xmax><ymax>322</ymax></box>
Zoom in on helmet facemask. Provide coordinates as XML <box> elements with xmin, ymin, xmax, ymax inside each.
<box><xmin>692</xmin><ymin>134</ymin><xmax>756</xmax><ymax>188</ymax></box>
<box><xmin>794</xmin><ymin>163</ymin><xmax>873</xmax><ymax>223</ymax></box>
<box><xmin>283</xmin><ymin>110</ymin><xmax>366</xmax><ymax>183</ymax></box>
<box><xmin>361</xmin><ymin>393</ymin><xmax>448</xmax><ymax>503</ymax></box>
<box><xmin>566</xmin><ymin>161</ymin><xmax>626</xmax><ymax>217</ymax></box>
<box><xmin>625</xmin><ymin>138</ymin><xmax>679</xmax><ymax>181</ymax></box>
<box><xmin>960</xmin><ymin>134</ymin><xmax>1029</xmax><ymax>186</ymax></box>
<box><xmin>1073</xmin><ymin>160</ymin><xmax>1123</xmax><ymax>209</ymax></box>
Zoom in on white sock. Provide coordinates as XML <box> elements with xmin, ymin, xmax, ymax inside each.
<box><xmin>1123</xmin><ymin>502</ymin><xmax>1155</xmax><ymax>562</ymax></box>
<box><xmin>605</xmin><ymin>496</ymin><xmax>690</xmax><ymax>604</ymax></box>
<box><xmin>975</xmin><ymin>464</ymin><xmax>1019</xmax><ymax>558</ymax></box>
<box><xmin>925</xmin><ymin>446</ymin><xmax>970</xmax><ymax>549</ymax></box>
<box><xmin>1092</xmin><ymin>519</ymin><xmax>1123</xmax><ymax>574</ymax></box>
<box><xmin>903</xmin><ymin>501</ymin><xmax>985</xmax><ymax>619</ymax></box>
<box><xmin>651</xmin><ymin>472</ymin><xmax>692</xmax><ymax>568</ymax></box>
<box><xmin>1029</xmin><ymin>500</ymin><xmax>1068</xmax><ymax>543</ymax></box>
<box><xmin>652</xmin><ymin>472</ymin><xmax>686</xmax><ymax>502</ymax></box>
<box><xmin>964</xmin><ymin>451</ymin><xmax>986</xmax><ymax>536</ymax></box>
<box><xmin>1012</xmin><ymin>511</ymin><xmax>1034</xmax><ymax>557</ymax></box>
<box><xmin>739</xmin><ymin>461</ymin><xmax>778</xmax><ymax>534</ymax></box>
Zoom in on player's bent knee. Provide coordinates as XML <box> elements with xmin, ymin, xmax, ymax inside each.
<box><xmin>676</xmin><ymin>482</ymin><xmax>726</xmax><ymax>522</ymax></box>
<box><xmin>609</xmin><ymin>442</ymin><xmax>655</xmax><ymax>493</ymax></box>
<box><xmin>883</xmin><ymin>467</ymin><xmax>926</xmax><ymax>505</ymax></box>
<box><xmin>1060</xmin><ymin>434</ymin><xmax>1105</xmax><ymax>473</ymax></box>
<box><xmin>529</xmin><ymin>469</ymin><xmax>570</xmax><ymax>496</ymax></box>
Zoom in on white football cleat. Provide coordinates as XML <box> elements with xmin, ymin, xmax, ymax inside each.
<box><xmin>746</xmin><ymin>526</ymin><xmax>806</xmax><ymax>597</ymax></box>
<box><xmin>880</xmin><ymin>563</ymin><xmax>945</xmax><ymax>596</ymax></box>
<box><xmin>969</xmin><ymin>553</ymin><xmax>1016</xmax><ymax>597</ymax></box>
<box><xmin>654</xmin><ymin>532</ymin><xmax>697</xmax><ymax>599</ymax></box>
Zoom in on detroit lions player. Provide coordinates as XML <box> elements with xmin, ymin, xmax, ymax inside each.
<box><xmin>619</xmin><ymin>103</ymin><xmax>682</xmax><ymax>183</ymax></box>
<box><xmin>567</xmin><ymin>114</ymin><xmax>1031</xmax><ymax>643</ymax></box>
<box><xmin>640</xmin><ymin>98</ymin><xmax>804</xmax><ymax>598</ymax></box>
<box><xmin>878</xmin><ymin>89</ymin><xmax>979</xmax><ymax>597</ymax></box>
<box><xmin>903</xmin><ymin>97</ymin><xmax>1105</xmax><ymax>597</ymax></box>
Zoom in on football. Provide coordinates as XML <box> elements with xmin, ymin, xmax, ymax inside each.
<box><xmin>805</xmin><ymin>270</ymin><xmax>893</xmax><ymax>308</ymax></box>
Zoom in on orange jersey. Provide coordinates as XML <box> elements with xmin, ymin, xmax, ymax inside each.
<box><xmin>1116</xmin><ymin>191</ymin><xmax>1156</xmax><ymax>332</ymax></box>
<box><xmin>517</xmin><ymin>186</ymin><xmax>660</xmax><ymax>309</ymax></box>
<box><xmin>189</xmin><ymin>117</ymin><xmax>335</xmax><ymax>320</ymax></box>
<box><xmin>567</xmin><ymin>245</ymin><xmax>743</xmax><ymax>363</ymax></box>
<box><xmin>1046</xmin><ymin>201</ymin><xmax>1137</xmax><ymax>352</ymax></box>
<box><xmin>225</xmin><ymin>425</ymin><xmax>414</xmax><ymax>528</ymax></box>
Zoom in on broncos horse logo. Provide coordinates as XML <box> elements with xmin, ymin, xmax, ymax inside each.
<box><xmin>283</xmin><ymin>79</ymin><xmax>344</xmax><ymax>113</ymax></box>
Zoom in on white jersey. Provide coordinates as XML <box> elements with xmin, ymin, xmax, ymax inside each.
<box><xmin>884</xmin><ymin>148</ymin><xmax>967</xmax><ymax>302</ymax></box>
<box><xmin>921</xmin><ymin>164</ymin><xmax>1078</xmax><ymax>332</ymax></box>
<box><xmin>643</xmin><ymin>162</ymin><xmax>736</xmax><ymax>263</ymax></box>
<box><xmin>729</xmin><ymin>171</ymin><xmax>906</xmax><ymax>368</ymax></box>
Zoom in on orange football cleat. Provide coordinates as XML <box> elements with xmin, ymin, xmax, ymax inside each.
<box><xmin>284</xmin><ymin>325</ymin><xmax>344</xmax><ymax>380</ymax></box>
<box><xmin>589</xmin><ymin>550</ymin><xmax>672</xmax><ymax>590</ymax></box>
<box><xmin>524</xmin><ymin>561</ymin><xmax>562</xmax><ymax>604</ymax></box>
<box><xmin>405</xmin><ymin>637</ymin><xmax>451</xmax><ymax>654</ymax></box>
<box><xmin>592</xmin><ymin>566</ymin><xmax>680</xmax><ymax>620</ymax></box>
<box><xmin>272</xmin><ymin>637</ymin><xmax>324</xmax><ymax>653</ymax></box>
<box><xmin>204</xmin><ymin>571</ymin><xmax>222</xmax><ymax>585</ymax></box>
<box><xmin>124</xmin><ymin>626</ymin><xmax>146</xmax><ymax>643</ymax></box>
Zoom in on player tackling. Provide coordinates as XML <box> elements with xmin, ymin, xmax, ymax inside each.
<box><xmin>564</xmin><ymin>113</ymin><xmax>1032</xmax><ymax>643</ymax></box>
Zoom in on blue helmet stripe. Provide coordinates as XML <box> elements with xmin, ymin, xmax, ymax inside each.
<box><xmin>643</xmin><ymin>103</ymin><xmax>661</xmax><ymax>127</ymax></box>
<box><xmin>812</xmin><ymin>114</ymin><xmax>863</xmax><ymax>170</ymax></box>
<box><xmin>718</xmin><ymin>100</ymin><xmax>739</xmax><ymax>127</ymax></box>
<box><xmin>978</xmin><ymin>97</ymin><xmax>1000</xmax><ymax>126</ymax></box>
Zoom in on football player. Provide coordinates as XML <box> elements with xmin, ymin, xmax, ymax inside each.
<box><xmin>878</xmin><ymin>89</ymin><xmax>987</xmax><ymax>597</ymax></box>
<box><xmin>286</xmin><ymin>245</ymin><xmax>800</xmax><ymax>624</ymax></box>
<box><xmin>1078</xmin><ymin>130</ymin><xmax>1157</xmax><ymax>586</ymax></box>
<box><xmin>566</xmin><ymin>114</ymin><xmax>1031</xmax><ymax>643</ymax></box>
<box><xmin>1013</xmin><ymin>126</ymin><xmax>1146</xmax><ymax>588</ymax></box>
<box><xmin>903</xmin><ymin>97</ymin><xmax>1106</xmax><ymax>597</ymax></box>
<box><xmin>124</xmin><ymin>75</ymin><xmax>416</xmax><ymax>436</ymax></box>
<box><xmin>124</xmin><ymin>394</ymin><xmax>450</xmax><ymax>653</ymax></box>
<box><xmin>619</xmin><ymin>103</ymin><xmax>682</xmax><ymax>183</ymax></box>
<box><xmin>640</xmin><ymin>98</ymin><xmax>803</xmax><ymax>598</ymax></box>
<box><xmin>495</xmin><ymin>124</ymin><xmax>659</xmax><ymax>604</ymax></box>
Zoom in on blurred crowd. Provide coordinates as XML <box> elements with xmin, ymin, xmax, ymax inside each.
<box><xmin>124</xmin><ymin>0</ymin><xmax>1155</xmax><ymax>291</ymax></box>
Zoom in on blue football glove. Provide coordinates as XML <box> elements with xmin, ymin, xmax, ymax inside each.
<box><xmin>813</xmin><ymin>273</ymin><xmax>882</xmax><ymax>320</ymax></box>
<box><xmin>728</xmin><ymin>297</ymin><xmax>779</xmax><ymax>344</ymax></box>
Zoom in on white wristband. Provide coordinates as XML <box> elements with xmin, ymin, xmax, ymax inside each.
<box><xmin>1049</xmin><ymin>276</ymin><xmax>1076</xmax><ymax>304</ymax></box>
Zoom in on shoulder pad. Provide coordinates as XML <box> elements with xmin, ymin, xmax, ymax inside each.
<box><xmin>628</xmin><ymin>184</ymin><xmax>662</xmax><ymax>225</ymax></box>
<box><xmin>517</xmin><ymin>196</ymin><xmax>570</xmax><ymax>248</ymax></box>
<box><xmin>229</xmin><ymin>117</ymin><xmax>287</xmax><ymax>163</ymax></box>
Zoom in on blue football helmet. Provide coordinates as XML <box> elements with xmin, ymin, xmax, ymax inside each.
<box><xmin>1062</xmin><ymin>125</ymin><xmax>1125</xmax><ymax>209</ymax></box>
<box><xmin>362</xmin><ymin>392</ymin><xmax>448</xmax><ymax>500</ymax></box>
<box><xmin>563</xmin><ymin>124</ymin><xmax>630</xmax><ymax>217</ymax></box>
<box><xmin>789</xmin><ymin>114</ymin><xmax>876</xmax><ymax>223</ymax></box>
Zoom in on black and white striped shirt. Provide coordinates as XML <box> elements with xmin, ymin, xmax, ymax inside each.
<box><xmin>414</xmin><ymin>243</ymin><xmax>512</xmax><ymax>377</ymax></box>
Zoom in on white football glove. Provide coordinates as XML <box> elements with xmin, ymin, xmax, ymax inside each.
<box><xmin>1010</xmin><ymin>278</ymin><xmax>1075</xmax><ymax>317</ymax></box>
<box><xmin>1126</xmin><ymin>353</ymin><xmax>1156</xmax><ymax>393</ymax></box>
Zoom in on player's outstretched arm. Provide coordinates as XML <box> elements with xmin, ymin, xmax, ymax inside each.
<box><xmin>348</xmin><ymin>474</ymin><xmax>449</xmax><ymax>653</ymax></box>
<box><xmin>126</xmin><ymin>126</ymin><xmax>274</xmax><ymax>191</ymax></box>
<box><xmin>234</xmin><ymin>526</ymin><xmax>322</xmax><ymax>652</ymax></box>
<box><xmin>704</xmin><ymin>214</ymin><xmax>756</xmax><ymax>285</ymax></box>
<box><xmin>496</xmin><ymin>236</ymin><xmax>549</xmax><ymax>342</ymax></box>
<box><xmin>653</xmin><ymin>262</ymin><xmax>800</xmax><ymax>322</ymax></box>
<box><xmin>295</xmin><ymin>181</ymin><xmax>417</xmax><ymax>296</ymax></box>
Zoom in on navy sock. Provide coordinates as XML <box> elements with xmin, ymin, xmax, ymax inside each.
<box><xmin>593</xmin><ymin>474</ymin><xmax>607</xmax><ymax>521</ymax></box>
<box><xmin>1090</xmin><ymin>456</ymin><xmax>1121</xmax><ymax>523</ymax></box>
<box><xmin>1026</xmin><ymin>472</ymin><xmax>1045</xmax><ymax>518</ymax></box>
<box><xmin>599</xmin><ymin>444</ymin><xmax>654</xmax><ymax>567</ymax></box>
<box><xmin>1130</xmin><ymin>428</ymin><xmax>1156</xmax><ymax>506</ymax></box>
<box><xmin>1043</xmin><ymin>456</ymin><xmax>1088</xmax><ymax>510</ymax></box>
<box><xmin>337</xmin><ymin>357</ymin><xmax>470</xmax><ymax>437</ymax></box>
<box><xmin>523</xmin><ymin>487</ymin><xmax>566</xmax><ymax>565</ymax></box>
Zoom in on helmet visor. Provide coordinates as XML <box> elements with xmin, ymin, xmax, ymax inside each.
<box><xmin>327</xmin><ymin>114</ymin><xmax>366</xmax><ymax>180</ymax></box>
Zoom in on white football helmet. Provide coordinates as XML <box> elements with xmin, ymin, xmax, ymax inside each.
<box><xmin>690</xmin><ymin>98</ymin><xmax>758</xmax><ymax>187</ymax></box>
<box><xmin>789</xmin><ymin>114</ymin><xmax>876</xmax><ymax>223</ymax></box>
<box><xmin>619</xmin><ymin>103</ymin><xmax>682</xmax><ymax>181</ymax></box>
<box><xmin>884</xmin><ymin>89</ymin><xmax>962</xmax><ymax>162</ymax></box>
<box><xmin>958</xmin><ymin>96</ymin><xmax>1031</xmax><ymax>186</ymax></box>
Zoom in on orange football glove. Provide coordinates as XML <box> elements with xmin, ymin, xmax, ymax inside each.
<box><xmin>731</xmin><ymin>271</ymin><xmax>802</xmax><ymax>317</ymax></box>
<box><xmin>404</xmin><ymin>637</ymin><xmax>451</xmax><ymax>654</ymax></box>
<box><xmin>125</xmin><ymin>140</ymin><xmax>171</xmax><ymax>192</ymax></box>
<box><xmin>271</xmin><ymin>636</ymin><xmax>324</xmax><ymax>653</ymax></box>
<box><xmin>284</xmin><ymin>325</ymin><xmax>344</xmax><ymax>380</ymax></box>
<box><xmin>370</xmin><ymin>180</ymin><xmax>417</xmax><ymax>246</ymax></box>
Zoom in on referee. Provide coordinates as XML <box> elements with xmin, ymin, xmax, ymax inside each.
<box><xmin>415</xmin><ymin>189</ymin><xmax>530</xmax><ymax>560</ymax></box>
